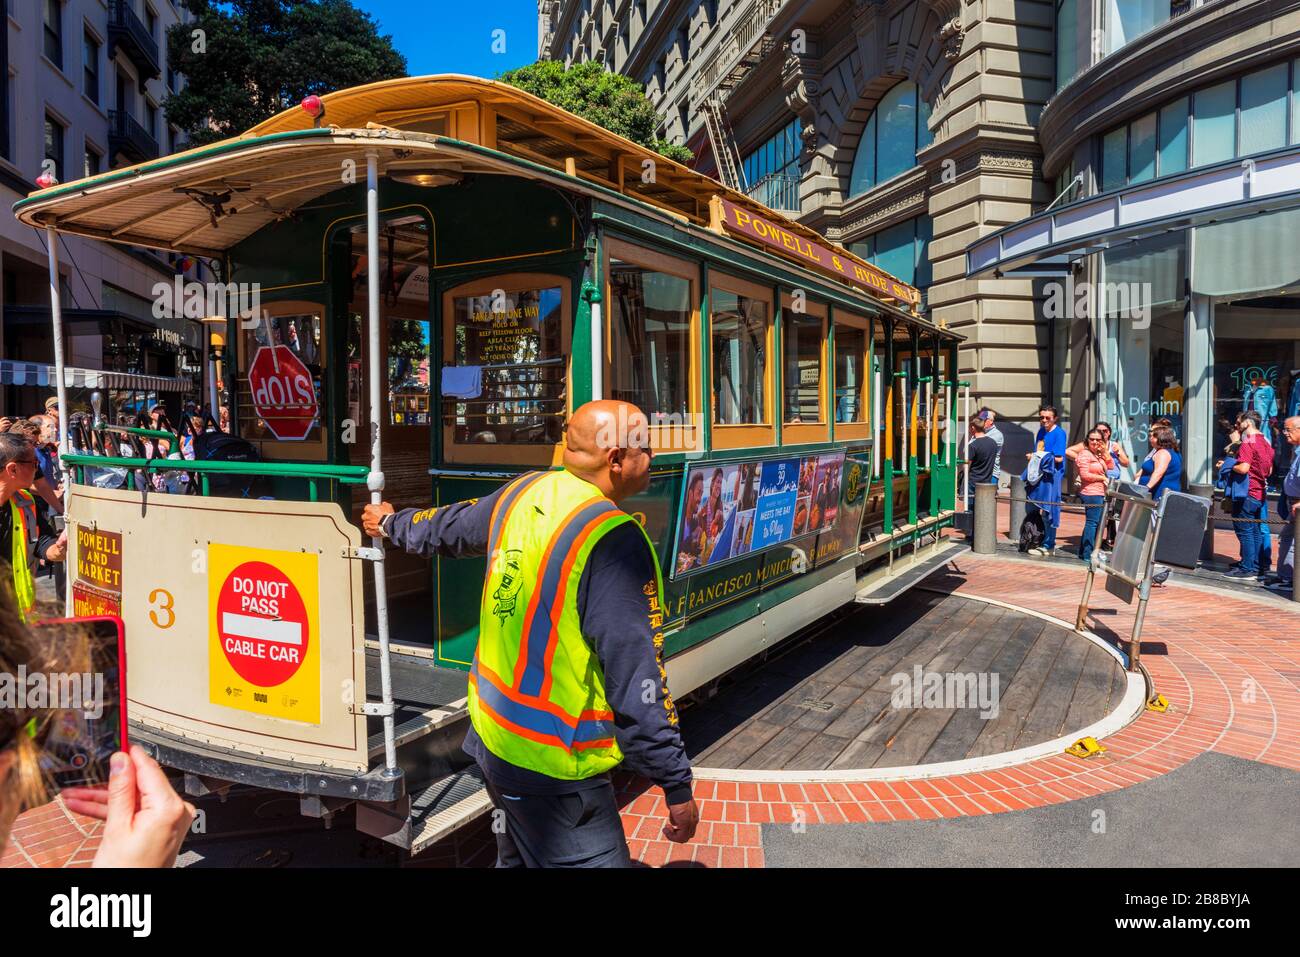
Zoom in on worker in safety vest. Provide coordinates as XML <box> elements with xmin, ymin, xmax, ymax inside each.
<box><xmin>0</xmin><ymin>433</ymin><xmax>65</xmax><ymax>621</ymax></box>
<box><xmin>363</xmin><ymin>400</ymin><xmax>698</xmax><ymax>867</ymax></box>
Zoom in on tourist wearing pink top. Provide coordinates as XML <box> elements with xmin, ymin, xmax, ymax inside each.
<box><xmin>1075</xmin><ymin>446</ymin><xmax>1109</xmax><ymax>496</ymax></box>
<box><xmin>1076</xmin><ymin>431</ymin><xmax>1111</xmax><ymax>563</ymax></box>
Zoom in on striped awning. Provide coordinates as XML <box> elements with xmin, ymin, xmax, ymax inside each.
<box><xmin>0</xmin><ymin>359</ymin><xmax>193</xmax><ymax>393</ymax></box>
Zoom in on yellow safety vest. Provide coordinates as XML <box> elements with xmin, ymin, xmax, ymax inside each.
<box><xmin>467</xmin><ymin>469</ymin><xmax>665</xmax><ymax>781</ymax></box>
<box><xmin>9</xmin><ymin>490</ymin><xmax>38</xmax><ymax>622</ymax></box>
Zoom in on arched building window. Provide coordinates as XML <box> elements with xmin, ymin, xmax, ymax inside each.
<box><xmin>848</xmin><ymin>81</ymin><xmax>934</xmax><ymax>197</ymax></box>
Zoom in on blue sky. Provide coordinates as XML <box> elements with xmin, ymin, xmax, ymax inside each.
<box><xmin>355</xmin><ymin>2</ymin><xmax>539</xmax><ymax>78</ymax></box>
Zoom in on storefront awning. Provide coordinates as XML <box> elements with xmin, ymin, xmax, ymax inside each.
<box><xmin>0</xmin><ymin>359</ymin><xmax>193</xmax><ymax>393</ymax></box>
<box><xmin>966</xmin><ymin>144</ymin><xmax>1300</xmax><ymax>279</ymax></box>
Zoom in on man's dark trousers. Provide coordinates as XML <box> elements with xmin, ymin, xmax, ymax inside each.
<box><xmin>483</xmin><ymin>776</ymin><xmax>632</xmax><ymax>868</ymax></box>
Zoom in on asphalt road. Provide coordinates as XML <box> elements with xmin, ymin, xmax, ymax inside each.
<box><xmin>761</xmin><ymin>751</ymin><xmax>1299</xmax><ymax>867</ymax></box>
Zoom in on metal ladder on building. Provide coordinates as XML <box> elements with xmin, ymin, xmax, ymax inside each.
<box><xmin>702</xmin><ymin>92</ymin><xmax>747</xmax><ymax>191</ymax></box>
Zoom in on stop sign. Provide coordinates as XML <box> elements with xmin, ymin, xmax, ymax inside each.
<box><xmin>248</xmin><ymin>344</ymin><xmax>318</xmax><ymax>440</ymax></box>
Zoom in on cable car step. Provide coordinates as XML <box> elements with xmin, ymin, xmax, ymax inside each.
<box><xmin>356</xmin><ymin>765</ymin><xmax>492</xmax><ymax>854</ymax></box>
<box><xmin>409</xmin><ymin>765</ymin><xmax>492</xmax><ymax>855</ymax></box>
<box><xmin>854</xmin><ymin>540</ymin><xmax>963</xmax><ymax>605</ymax></box>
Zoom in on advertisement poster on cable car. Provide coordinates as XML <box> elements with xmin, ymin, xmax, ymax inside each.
<box><xmin>673</xmin><ymin>451</ymin><xmax>845</xmax><ymax>578</ymax></box>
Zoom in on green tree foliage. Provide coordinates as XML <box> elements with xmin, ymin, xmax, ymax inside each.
<box><xmin>500</xmin><ymin>61</ymin><xmax>694</xmax><ymax>165</ymax></box>
<box><xmin>165</xmin><ymin>0</ymin><xmax>407</xmax><ymax>146</ymax></box>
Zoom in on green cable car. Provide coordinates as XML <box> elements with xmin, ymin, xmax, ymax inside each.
<box><xmin>15</xmin><ymin>76</ymin><xmax>965</xmax><ymax>853</ymax></box>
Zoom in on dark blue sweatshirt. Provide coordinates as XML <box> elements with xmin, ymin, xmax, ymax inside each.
<box><xmin>384</xmin><ymin>481</ymin><xmax>694</xmax><ymax>805</ymax></box>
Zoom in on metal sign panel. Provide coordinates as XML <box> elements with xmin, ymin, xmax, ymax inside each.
<box><xmin>64</xmin><ymin>485</ymin><xmax>369</xmax><ymax>772</ymax></box>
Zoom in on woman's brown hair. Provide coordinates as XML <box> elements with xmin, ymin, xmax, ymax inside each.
<box><xmin>1151</xmin><ymin>426</ymin><xmax>1178</xmax><ymax>451</ymax></box>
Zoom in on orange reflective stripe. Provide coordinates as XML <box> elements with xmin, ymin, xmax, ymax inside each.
<box><xmin>469</xmin><ymin>672</ymin><xmax>571</xmax><ymax>751</ymax></box>
<box><xmin>476</xmin><ymin>658</ymin><xmax>612</xmax><ymax>729</ymax></box>
<box><xmin>470</xmin><ymin>668</ymin><xmax>615</xmax><ymax>750</ymax></box>
<box><xmin>537</xmin><ymin>512</ymin><xmax>626</xmax><ymax>701</ymax></box>
<box><xmin>511</xmin><ymin>495</ymin><xmax>606</xmax><ymax>686</ymax></box>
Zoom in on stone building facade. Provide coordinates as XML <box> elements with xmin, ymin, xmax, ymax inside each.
<box><xmin>541</xmin><ymin>0</ymin><xmax>1061</xmax><ymax>463</ymax></box>
<box><xmin>2</xmin><ymin>0</ymin><xmax>201</xmax><ymax>413</ymax></box>
<box><xmin>544</xmin><ymin>0</ymin><xmax>1300</xmax><ymax>486</ymax></box>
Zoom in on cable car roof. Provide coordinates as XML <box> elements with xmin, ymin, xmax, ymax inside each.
<box><xmin>14</xmin><ymin>74</ymin><xmax>940</xmax><ymax>323</ymax></box>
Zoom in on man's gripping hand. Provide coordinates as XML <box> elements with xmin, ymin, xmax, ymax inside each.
<box><xmin>663</xmin><ymin>798</ymin><xmax>700</xmax><ymax>844</ymax></box>
<box><xmin>363</xmin><ymin>502</ymin><xmax>395</xmax><ymax>538</ymax></box>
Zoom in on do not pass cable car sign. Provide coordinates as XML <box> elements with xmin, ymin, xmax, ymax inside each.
<box><xmin>248</xmin><ymin>344</ymin><xmax>318</xmax><ymax>441</ymax></box>
<box><xmin>209</xmin><ymin>544</ymin><xmax>320</xmax><ymax>724</ymax></box>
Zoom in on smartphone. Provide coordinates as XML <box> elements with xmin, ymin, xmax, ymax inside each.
<box><xmin>29</xmin><ymin>616</ymin><xmax>127</xmax><ymax>788</ymax></box>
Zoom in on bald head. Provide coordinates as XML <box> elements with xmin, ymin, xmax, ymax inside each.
<box><xmin>563</xmin><ymin>400</ymin><xmax>653</xmax><ymax>503</ymax></box>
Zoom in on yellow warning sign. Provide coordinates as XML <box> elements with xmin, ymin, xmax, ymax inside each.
<box><xmin>208</xmin><ymin>544</ymin><xmax>320</xmax><ymax>724</ymax></box>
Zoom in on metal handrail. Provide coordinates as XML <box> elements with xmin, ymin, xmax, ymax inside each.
<box><xmin>63</xmin><ymin>452</ymin><xmax>370</xmax><ymax>501</ymax></box>
<box><xmin>98</xmin><ymin>424</ymin><xmax>178</xmax><ymax>442</ymax></box>
<box><xmin>62</xmin><ymin>452</ymin><xmax>369</xmax><ymax>480</ymax></box>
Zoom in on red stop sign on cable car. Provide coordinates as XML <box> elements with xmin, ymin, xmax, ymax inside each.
<box><xmin>248</xmin><ymin>344</ymin><xmax>318</xmax><ymax>440</ymax></box>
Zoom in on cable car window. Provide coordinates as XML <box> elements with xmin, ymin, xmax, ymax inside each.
<box><xmin>608</xmin><ymin>254</ymin><xmax>693</xmax><ymax>420</ymax></box>
<box><xmin>388</xmin><ymin>319</ymin><xmax>431</xmax><ymax>426</ymax></box>
<box><xmin>834</xmin><ymin>324</ymin><xmax>866</xmax><ymax>423</ymax></box>
<box><xmin>711</xmin><ymin>287</ymin><xmax>769</xmax><ymax>426</ymax></box>
<box><xmin>784</xmin><ymin>309</ymin><xmax>822</xmax><ymax>423</ymax></box>
<box><xmin>447</xmin><ymin>284</ymin><xmax>565</xmax><ymax>445</ymax></box>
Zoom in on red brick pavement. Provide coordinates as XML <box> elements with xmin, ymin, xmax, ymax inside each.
<box><xmin>2</xmin><ymin>798</ymin><xmax>102</xmax><ymax>868</ymax></box>
<box><xmin>608</xmin><ymin>551</ymin><xmax>1299</xmax><ymax>868</ymax></box>
<box><xmin>5</xmin><ymin>551</ymin><xmax>1296</xmax><ymax>869</ymax></box>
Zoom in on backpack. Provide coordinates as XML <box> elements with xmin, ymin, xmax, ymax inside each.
<box><xmin>1018</xmin><ymin>509</ymin><xmax>1046</xmax><ymax>552</ymax></box>
<box><xmin>185</xmin><ymin>414</ymin><xmax>260</xmax><ymax>496</ymax></box>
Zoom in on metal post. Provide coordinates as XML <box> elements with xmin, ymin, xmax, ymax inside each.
<box><xmin>1075</xmin><ymin>490</ymin><xmax>1109</xmax><ymax>630</ymax></box>
<box><xmin>1130</xmin><ymin>582</ymin><xmax>1151</xmax><ymax>672</ymax></box>
<box><xmin>922</xmin><ymin>378</ymin><xmax>931</xmax><ymax>471</ymax></box>
<box><xmin>1009</xmin><ymin>474</ymin><xmax>1027</xmax><ymax>541</ymax></box>
<box><xmin>1292</xmin><ymin>506</ymin><xmax>1300</xmax><ymax>604</ymax></box>
<box><xmin>589</xmin><ymin>230</ymin><xmax>603</xmax><ymax>402</ymax></box>
<box><xmin>1075</xmin><ymin>562</ymin><xmax>1096</xmax><ymax>632</ymax></box>
<box><xmin>1126</xmin><ymin>505</ymin><xmax>1162</xmax><ymax>673</ymax></box>
<box><xmin>365</xmin><ymin>152</ymin><xmax>398</xmax><ymax>775</ymax></box>
<box><xmin>973</xmin><ymin>482</ymin><xmax>996</xmax><ymax>554</ymax></box>
<box><xmin>45</xmin><ymin>227</ymin><xmax>74</xmax><ymax>618</ymax></box>
<box><xmin>961</xmin><ymin>382</ymin><xmax>970</xmax><ymax>503</ymax></box>
<box><xmin>899</xmin><ymin>375</ymin><xmax>909</xmax><ymax>466</ymax></box>
<box><xmin>46</xmin><ymin>227</ymin><xmax>71</xmax><ymax>457</ymax></box>
<box><xmin>207</xmin><ymin>339</ymin><xmax>220</xmax><ymax>418</ymax></box>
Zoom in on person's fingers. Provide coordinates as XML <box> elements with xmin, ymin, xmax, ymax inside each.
<box><xmin>60</xmin><ymin>785</ymin><xmax>110</xmax><ymax>804</ymax></box>
<box><xmin>63</xmin><ymin>797</ymin><xmax>110</xmax><ymax>820</ymax></box>
<box><xmin>101</xmin><ymin>752</ymin><xmax>137</xmax><ymax>835</ymax></box>
<box><xmin>128</xmin><ymin>745</ymin><xmax>178</xmax><ymax>809</ymax></box>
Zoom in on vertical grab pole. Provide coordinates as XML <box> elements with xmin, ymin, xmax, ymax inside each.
<box><xmin>366</xmin><ymin>152</ymin><xmax>398</xmax><ymax>775</ymax></box>
<box><xmin>589</xmin><ymin>230</ymin><xmax>603</xmax><ymax>402</ymax></box>
<box><xmin>47</xmin><ymin>227</ymin><xmax>73</xmax><ymax>618</ymax></box>
<box><xmin>961</xmin><ymin>382</ymin><xmax>971</xmax><ymax>504</ymax></box>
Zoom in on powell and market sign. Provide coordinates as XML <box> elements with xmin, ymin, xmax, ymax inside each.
<box><xmin>714</xmin><ymin>198</ymin><xmax>922</xmax><ymax>307</ymax></box>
